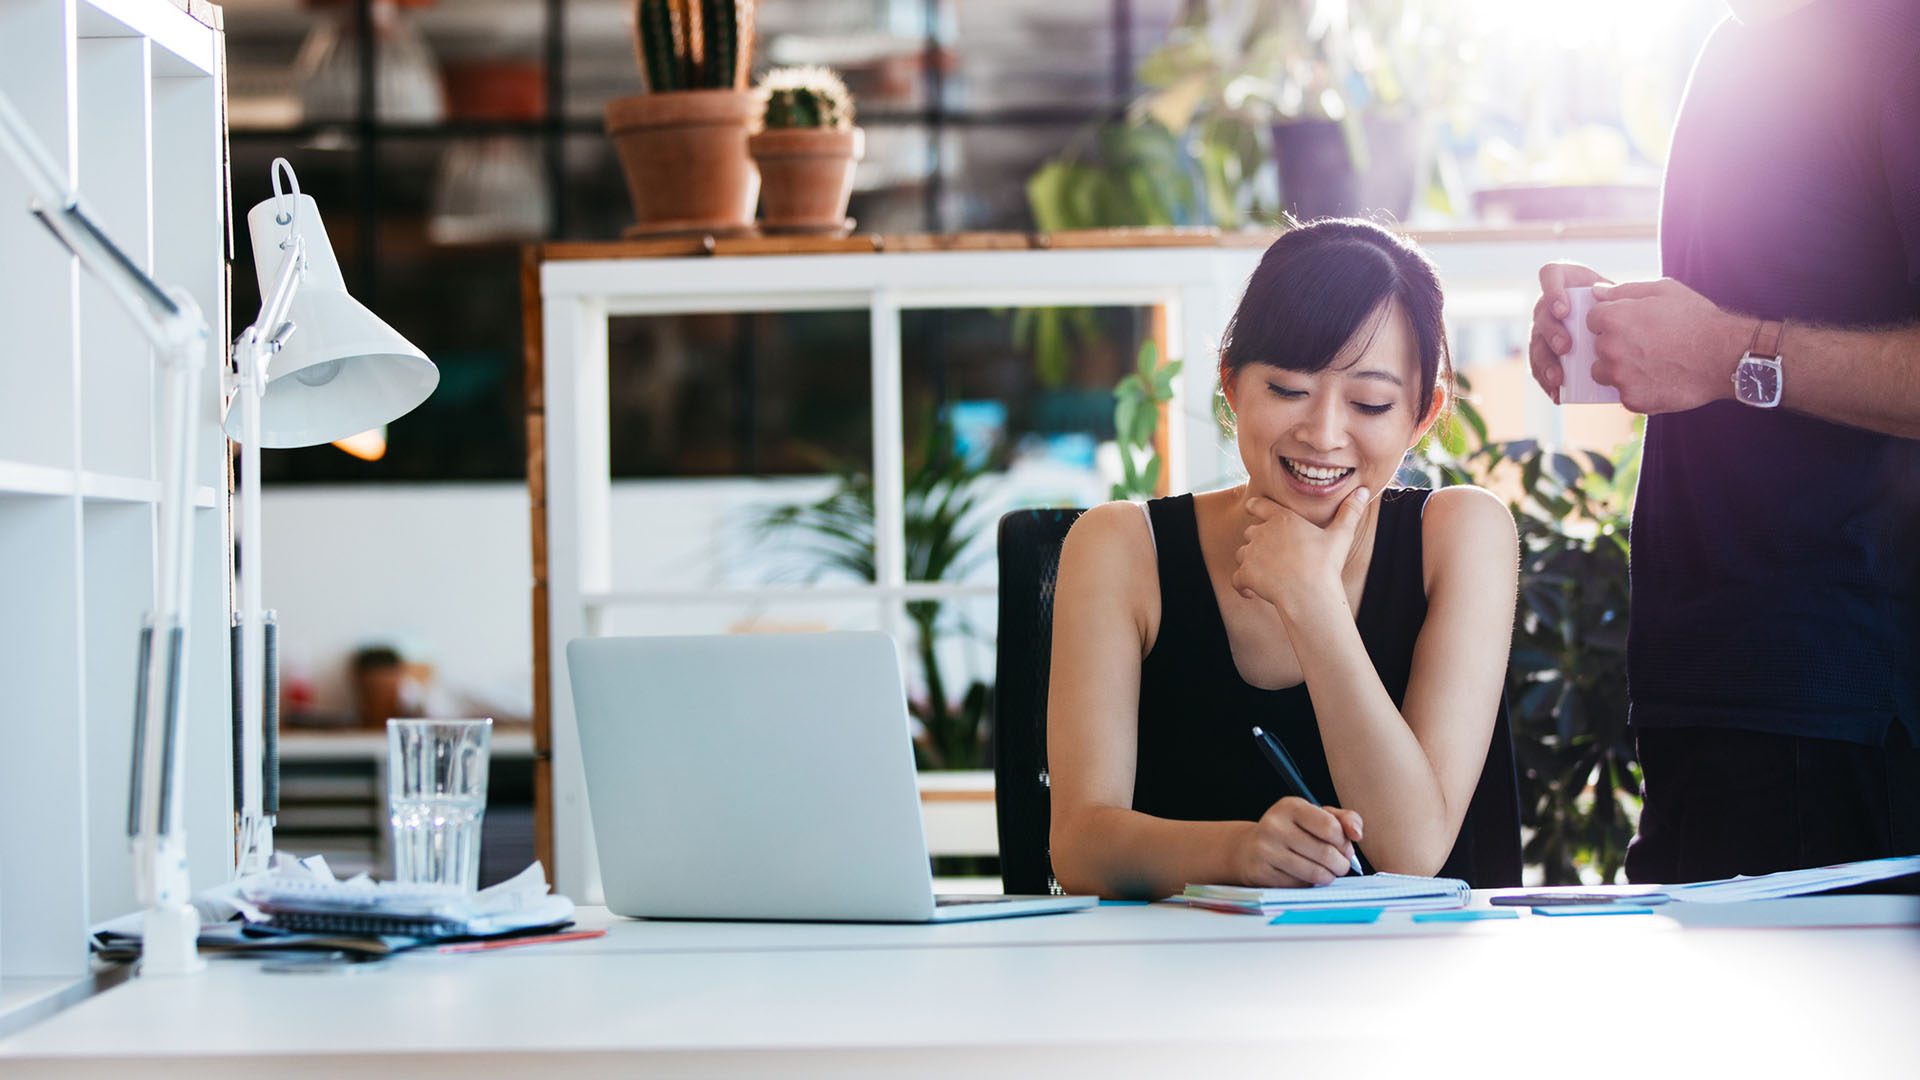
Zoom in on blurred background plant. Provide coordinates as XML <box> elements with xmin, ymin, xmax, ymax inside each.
<box><xmin>1027</xmin><ymin>0</ymin><xmax>1455</xmax><ymax>235</ymax></box>
<box><xmin>1404</xmin><ymin>378</ymin><xmax>1642</xmax><ymax>884</ymax></box>
<box><xmin>753</xmin><ymin>412</ymin><xmax>996</xmax><ymax>770</ymax></box>
<box><xmin>1109</xmin><ymin>340</ymin><xmax>1181</xmax><ymax>501</ymax></box>
<box><xmin>1020</xmin><ymin>1</ymin><xmax>1456</xmax><ymax>398</ymax></box>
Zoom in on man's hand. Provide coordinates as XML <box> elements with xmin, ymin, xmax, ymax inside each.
<box><xmin>1233</xmin><ymin>488</ymin><xmax>1370</xmax><ymax>619</ymax></box>
<box><xmin>1587</xmin><ymin>278</ymin><xmax>1750</xmax><ymax>414</ymax></box>
<box><xmin>1529</xmin><ymin>262</ymin><xmax>1611</xmax><ymax>403</ymax></box>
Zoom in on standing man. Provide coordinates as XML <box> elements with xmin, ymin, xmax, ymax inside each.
<box><xmin>1529</xmin><ymin>0</ymin><xmax>1920</xmax><ymax>882</ymax></box>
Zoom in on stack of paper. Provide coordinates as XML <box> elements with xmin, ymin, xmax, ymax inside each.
<box><xmin>91</xmin><ymin>855</ymin><xmax>576</xmax><ymax>960</ymax></box>
<box><xmin>1658</xmin><ymin>855</ymin><xmax>1920</xmax><ymax>903</ymax></box>
<box><xmin>1182</xmin><ymin>873</ymin><xmax>1470</xmax><ymax>915</ymax></box>
<box><xmin>238</xmin><ymin>861</ymin><xmax>574</xmax><ymax>937</ymax></box>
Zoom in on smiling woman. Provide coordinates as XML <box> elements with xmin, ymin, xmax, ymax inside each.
<box><xmin>1216</xmin><ymin>218</ymin><xmax>1450</xmax><ymax>526</ymax></box>
<box><xmin>1045</xmin><ymin>218</ymin><xmax>1522</xmax><ymax>900</ymax></box>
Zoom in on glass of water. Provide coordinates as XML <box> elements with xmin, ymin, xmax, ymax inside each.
<box><xmin>386</xmin><ymin>718</ymin><xmax>491</xmax><ymax>890</ymax></box>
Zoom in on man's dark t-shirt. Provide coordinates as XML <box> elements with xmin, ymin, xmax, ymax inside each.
<box><xmin>1636</xmin><ymin>0</ymin><xmax>1920</xmax><ymax>745</ymax></box>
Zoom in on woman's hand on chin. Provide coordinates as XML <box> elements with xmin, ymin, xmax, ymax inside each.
<box><xmin>1232</xmin><ymin>487</ymin><xmax>1370</xmax><ymax>618</ymax></box>
<box><xmin>1233</xmin><ymin>797</ymin><xmax>1364</xmax><ymax>887</ymax></box>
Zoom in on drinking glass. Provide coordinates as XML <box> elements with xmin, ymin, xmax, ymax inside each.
<box><xmin>386</xmin><ymin>718</ymin><xmax>491</xmax><ymax>890</ymax></box>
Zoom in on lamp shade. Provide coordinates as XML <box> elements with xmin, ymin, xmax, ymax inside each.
<box><xmin>230</xmin><ymin>192</ymin><xmax>438</xmax><ymax>448</ymax></box>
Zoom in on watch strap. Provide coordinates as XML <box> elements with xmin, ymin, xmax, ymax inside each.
<box><xmin>1746</xmin><ymin>318</ymin><xmax>1784</xmax><ymax>360</ymax></box>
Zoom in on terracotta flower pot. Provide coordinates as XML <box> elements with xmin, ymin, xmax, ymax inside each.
<box><xmin>604</xmin><ymin>89</ymin><xmax>759</xmax><ymax>238</ymax></box>
<box><xmin>748</xmin><ymin>127</ymin><xmax>864</xmax><ymax>235</ymax></box>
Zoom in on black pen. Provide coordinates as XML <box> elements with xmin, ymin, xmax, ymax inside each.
<box><xmin>1252</xmin><ymin>726</ymin><xmax>1364</xmax><ymax>877</ymax></box>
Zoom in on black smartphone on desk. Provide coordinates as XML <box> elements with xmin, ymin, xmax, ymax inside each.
<box><xmin>1489</xmin><ymin>891</ymin><xmax>1670</xmax><ymax>907</ymax></box>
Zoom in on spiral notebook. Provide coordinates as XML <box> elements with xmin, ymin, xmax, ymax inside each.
<box><xmin>1182</xmin><ymin>873</ymin><xmax>1471</xmax><ymax>915</ymax></box>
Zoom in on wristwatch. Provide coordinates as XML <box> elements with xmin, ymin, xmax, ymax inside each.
<box><xmin>1732</xmin><ymin>319</ymin><xmax>1785</xmax><ymax>408</ymax></box>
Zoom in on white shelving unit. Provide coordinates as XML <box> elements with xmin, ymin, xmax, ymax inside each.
<box><xmin>0</xmin><ymin>0</ymin><xmax>230</xmax><ymax>992</ymax></box>
<box><xmin>531</xmin><ymin>225</ymin><xmax>1659</xmax><ymax>902</ymax></box>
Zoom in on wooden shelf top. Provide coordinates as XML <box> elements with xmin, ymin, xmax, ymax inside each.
<box><xmin>532</xmin><ymin>222</ymin><xmax>1657</xmax><ymax>262</ymax></box>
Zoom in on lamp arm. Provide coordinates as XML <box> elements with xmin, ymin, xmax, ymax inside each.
<box><xmin>0</xmin><ymin>92</ymin><xmax>199</xmax><ymax>364</ymax></box>
<box><xmin>3</xmin><ymin>89</ymin><xmax>209</xmax><ymax>973</ymax></box>
<box><xmin>229</xmin><ymin>232</ymin><xmax>304</xmax><ymax>876</ymax></box>
<box><xmin>244</xmin><ymin>231</ymin><xmax>307</xmax><ymax>376</ymax></box>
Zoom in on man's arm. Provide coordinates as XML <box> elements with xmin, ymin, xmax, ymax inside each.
<box><xmin>1579</xmin><ymin>277</ymin><xmax>1920</xmax><ymax>439</ymax></box>
<box><xmin>1768</xmin><ymin>321</ymin><xmax>1920</xmax><ymax>439</ymax></box>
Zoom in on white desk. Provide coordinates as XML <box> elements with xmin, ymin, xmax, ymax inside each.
<box><xmin>3</xmin><ymin>894</ymin><xmax>1917</xmax><ymax>1076</ymax></box>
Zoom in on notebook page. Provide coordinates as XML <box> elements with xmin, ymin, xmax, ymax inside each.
<box><xmin>1660</xmin><ymin>855</ymin><xmax>1920</xmax><ymax>903</ymax></box>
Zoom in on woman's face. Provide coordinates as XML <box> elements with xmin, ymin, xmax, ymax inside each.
<box><xmin>1223</xmin><ymin>300</ymin><xmax>1433</xmax><ymax>528</ymax></box>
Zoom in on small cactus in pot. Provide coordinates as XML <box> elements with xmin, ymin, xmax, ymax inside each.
<box><xmin>748</xmin><ymin>66</ymin><xmax>865</xmax><ymax>236</ymax></box>
<box><xmin>761</xmin><ymin>66</ymin><xmax>854</xmax><ymax>130</ymax></box>
<box><xmin>605</xmin><ymin>0</ymin><xmax>760</xmax><ymax>238</ymax></box>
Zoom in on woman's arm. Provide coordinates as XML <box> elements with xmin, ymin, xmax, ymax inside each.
<box><xmin>1046</xmin><ymin>503</ymin><xmax>1360</xmax><ymax>898</ymax></box>
<box><xmin>1270</xmin><ymin>486</ymin><xmax>1518</xmax><ymax>875</ymax></box>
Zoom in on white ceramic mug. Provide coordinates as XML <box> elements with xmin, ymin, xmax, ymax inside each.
<box><xmin>1558</xmin><ymin>286</ymin><xmax>1620</xmax><ymax>405</ymax></box>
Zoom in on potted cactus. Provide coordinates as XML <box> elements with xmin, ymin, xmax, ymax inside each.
<box><xmin>747</xmin><ymin>66</ymin><xmax>864</xmax><ymax>236</ymax></box>
<box><xmin>604</xmin><ymin>0</ymin><xmax>759</xmax><ymax>237</ymax></box>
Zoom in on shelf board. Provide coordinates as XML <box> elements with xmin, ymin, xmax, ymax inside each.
<box><xmin>77</xmin><ymin>0</ymin><xmax>216</xmax><ymax>77</ymax></box>
<box><xmin>534</xmin><ymin>222</ymin><xmax>1659</xmax><ymax>263</ymax></box>
<box><xmin>0</xmin><ymin>462</ymin><xmax>75</xmax><ymax>498</ymax></box>
<box><xmin>281</xmin><ymin>728</ymin><xmax>537</xmax><ymax>763</ymax></box>
<box><xmin>224</xmin><ymin>104</ymin><xmax>1122</xmax><ymax>143</ymax></box>
<box><xmin>76</xmin><ymin>471</ymin><xmax>158</xmax><ymax>504</ymax></box>
<box><xmin>0</xmin><ymin>467</ymin><xmax>221</xmax><ymax>507</ymax></box>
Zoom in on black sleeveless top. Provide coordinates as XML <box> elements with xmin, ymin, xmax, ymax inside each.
<box><xmin>1133</xmin><ymin>487</ymin><xmax>1462</xmax><ymax>877</ymax></box>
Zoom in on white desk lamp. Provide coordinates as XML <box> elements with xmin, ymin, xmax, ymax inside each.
<box><xmin>227</xmin><ymin>159</ymin><xmax>438</xmax><ymax>875</ymax></box>
<box><xmin>4</xmin><ymin>88</ymin><xmax>434</xmax><ymax>974</ymax></box>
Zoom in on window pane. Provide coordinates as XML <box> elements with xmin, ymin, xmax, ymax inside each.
<box><xmin>898</xmin><ymin>304</ymin><xmax>1151</xmax><ymax>583</ymax></box>
<box><xmin>607</xmin><ymin>309</ymin><xmax>872</xmax><ymax>478</ymax></box>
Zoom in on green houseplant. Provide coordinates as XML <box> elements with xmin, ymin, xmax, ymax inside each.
<box><xmin>605</xmin><ymin>0</ymin><xmax>759</xmax><ymax>238</ymax></box>
<box><xmin>1021</xmin><ymin>4</ymin><xmax>1444</xmax><ymax>396</ymax></box>
<box><xmin>1405</xmin><ymin>387</ymin><xmax>1641</xmax><ymax>883</ymax></box>
<box><xmin>748</xmin><ymin>66</ymin><xmax>865</xmax><ymax>236</ymax></box>
<box><xmin>1029</xmin><ymin>0</ymin><xmax>1453</xmax><ymax>235</ymax></box>
<box><xmin>1109</xmin><ymin>340</ymin><xmax>1182</xmax><ymax>501</ymax></box>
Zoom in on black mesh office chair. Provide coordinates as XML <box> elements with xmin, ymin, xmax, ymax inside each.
<box><xmin>992</xmin><ymin>506</ymin><xmax>1523</xmax><ymax>895</ymax></box>
<box><xmin>993</xmin><ymin>507</ymin><xmax>1085</xmax><ymax>896</ymax></box>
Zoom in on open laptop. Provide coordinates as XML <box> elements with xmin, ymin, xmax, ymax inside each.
<box><xmin>566</xmin><ymin>631</ymin><xmax>1096</xmax><ymax>923</ymax></box>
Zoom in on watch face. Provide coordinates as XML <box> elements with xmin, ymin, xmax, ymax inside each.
<box><xmin>1736</xmin><ymin>359</ymin><xmax>1781</xmax><ymax>406</ymax></box>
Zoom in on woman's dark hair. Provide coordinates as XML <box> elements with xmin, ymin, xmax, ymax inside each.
<box><xmin>1218</xmin><ymin>217</ymin><xmax>1450</xmax><ymax>422</ymax></box>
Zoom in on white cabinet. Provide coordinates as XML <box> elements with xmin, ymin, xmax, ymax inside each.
<box><xmin>0</xmin><ymin>0</ymin><xmax>230</xmax><ymax>982</ymax></box>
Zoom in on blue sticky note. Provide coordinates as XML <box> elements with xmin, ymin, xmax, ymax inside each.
<box><xmin>1412</xmin><ymin>909</ymin><xmax>1520</xmax><ymax>923</ymax></box>
<box><xmin>1270</xmin><ymin>907</ymin><xmax>1383</xmax><ymax>925</ymax></box>
<box><xmin>1098</xmin><ymin>899</ymin><xmax>1150</xmax><ymax>906</ymax></box>
<box><xmin>1531</xmin><ymin>905</ymin><xmax>1657</xmax><ymax>917</ymax></box>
